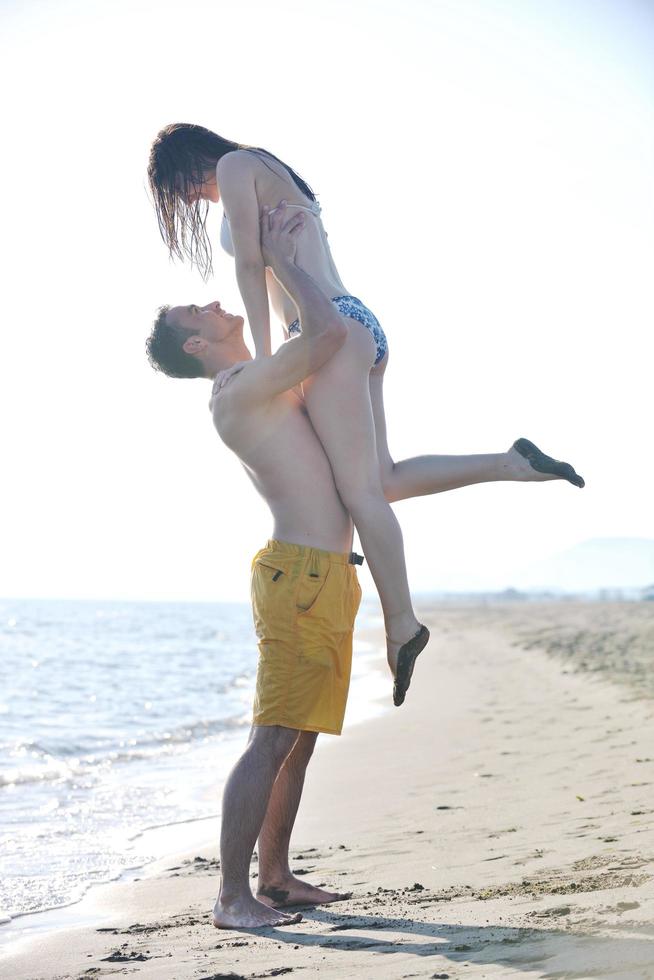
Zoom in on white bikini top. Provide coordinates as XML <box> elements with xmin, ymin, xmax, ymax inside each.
<box><xmin>220</xmin><ymin>200</ymin><xmax>322</xmax><ymax>258</ymax></box>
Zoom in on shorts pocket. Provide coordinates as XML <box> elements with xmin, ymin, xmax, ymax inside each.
<box><xmin>297</xmin><ymin>567</ymin><xmax>358</xmax><ymax>643</ymax></box>
<box><xmin>254</xmin><ymin>560</ymin><xmax>288</xmax><ymax>583</ymax></box>
<box><xmin>296</xmin><ymin>566</ymin><xmax>331</xmax><ymax>616</ymax></box>
<box><xmin>251</xmin><ymin>559</ymin><xmax>294</xmax><ymax>638</ymax></box>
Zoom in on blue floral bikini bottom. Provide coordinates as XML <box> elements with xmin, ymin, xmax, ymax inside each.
<box><xmin>287</xmin><ymin>295</ymin><xmax>388</xmax><ymax>366</ymax></box>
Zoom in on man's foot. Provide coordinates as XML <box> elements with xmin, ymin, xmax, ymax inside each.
<box><xmin>257</xmin><ymin>875</ymin><xmax>352</xmax><ymax>909</ymax></box>
<box><xmin>389</xmin><ymin>625</ymin><xmax>430</xmax><ymax>707</ymax></box>
<box><xmin>510</xmin><ymin>437</ymin><xmax>585</xmax><ymax>488</ymax></box>
<box><xmin>212</xmin><ymin>894</ymin><xmax>303</xmax><ymax>929</ymax></box>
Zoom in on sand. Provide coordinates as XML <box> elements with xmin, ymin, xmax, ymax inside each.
<box><xmin>2</xmin><ymin>601</ymin><xmax>654</xmax><ymax>980</ymax></box>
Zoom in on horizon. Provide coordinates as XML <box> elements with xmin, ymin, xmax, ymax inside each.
<box><xmin>2</xmin><ymin>534</ymin><xmax>653</xmax><ymax>604</ymax></box>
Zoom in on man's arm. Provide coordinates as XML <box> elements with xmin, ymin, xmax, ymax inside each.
<box><xmin>222</xmin><ymin>205</ymin><xmax>347</xmax><ymax>406</ymax></box>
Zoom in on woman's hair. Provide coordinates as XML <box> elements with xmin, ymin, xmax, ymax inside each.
<box><xmin>145</xmin><ymin>305</ymin><xmax>206</xmax><ymax>379</ymax></box>
<box><xmin>147</xmin><ymin>123</ymin><xmax>316</xmax><ymax>280</ymax></box>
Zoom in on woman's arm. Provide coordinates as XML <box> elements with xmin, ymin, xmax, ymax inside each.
<box><xmin>216</xmin><ymin>152</ymin><xmax>272</xmax><ymax>357</ymax></box>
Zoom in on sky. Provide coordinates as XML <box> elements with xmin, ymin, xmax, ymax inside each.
<box><xmin>1</xmin><ymin>0</ymin><xmax>653</xmax><ymax>601</ymax></box>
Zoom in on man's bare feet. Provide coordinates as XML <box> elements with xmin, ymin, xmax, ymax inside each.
<box><xmin>507</xmin><ymin>438</ymin><xmax>585</xmax><ymax>487</ymax></box>
<box><xmin>213</xmin><ymin>894</ymin><xmax>302</xmax><ymax>929</ymax></box>
<box><xmin>257</xmin><ymin>875</ymin><xmax>352</xmax><ymax>908</ymax></box>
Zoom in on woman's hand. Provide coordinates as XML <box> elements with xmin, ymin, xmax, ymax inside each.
<box><xmin>260</xmin><ymin>202</ymin><xmax>305</xmax><ymax>270</ymax></box>
<box><xmin>210</xmin><ymin>362</ymin><xmax>247</xmax><ymax>408</ymax></box>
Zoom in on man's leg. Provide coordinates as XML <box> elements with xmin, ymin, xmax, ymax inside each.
<box><xmin>256</xmin><ymin>731</ymin><xmax>350</xmax><ymax>908</ymax></box>
<box><xmin>213</xmin><ymin>724</ymin><xmax>302</xmax><ymax>928</ymax></box>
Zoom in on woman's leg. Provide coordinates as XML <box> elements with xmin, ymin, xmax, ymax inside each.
<box><xmin>369</xmin><ymin>358</ymin><xmax>572</xmax><ymax>502</ymax></box>
<box><xmin>302</xmin><ymin>323</ymin><xmax>422</xmax><ymax>670</ymax></box>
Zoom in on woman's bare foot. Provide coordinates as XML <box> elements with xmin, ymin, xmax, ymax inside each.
<box><xmin>508</xmin><ymin>438</ymin><xmax>585</xmax><ymax>487</ymax></box>
<box><xmin>213</xmin><ymin>893</ymin><xmax>302</xmax><ymax>929</ymax></box>
<box><xmin>386</xmin><ymin>612</ymin><xmax>422</xmax><ymax>677</ymax></box>
<box><xmin>390</xmin><ymin>625</ymin><xmax>430</xmax><ymax>706</ymax></box>
<box><xmin>257</xmin><ymin>875</ymin><xmax>352</xmax><ymax>909</ymax></box>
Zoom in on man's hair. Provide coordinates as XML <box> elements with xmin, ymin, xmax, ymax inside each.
<box><xmin>146</xmin><ymin>305</ymin><xmax>206</xmax><ymax>379</ymax></box>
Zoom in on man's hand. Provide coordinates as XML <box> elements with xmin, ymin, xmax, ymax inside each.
<box><xmin>260</xmin><ymin>201</ymin><xmax>305</xmax><ymax>270</ymax></box>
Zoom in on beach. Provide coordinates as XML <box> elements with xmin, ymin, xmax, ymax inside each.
<box><xmin>3</xmin><ymin>600</ymin><xmax>654</xmax><ymax>980</ymax></box>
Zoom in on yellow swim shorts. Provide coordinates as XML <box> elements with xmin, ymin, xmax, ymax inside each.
<box><xmin>250</xmin><ymin>540</ymin><xmax>362</xmax><ymax>736</ymax></box>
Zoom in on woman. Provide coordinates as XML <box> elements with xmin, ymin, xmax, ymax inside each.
<box><xmin>147</xmin><ymin>123</ymin><xmax>584</xmax><ymax>705</ymax></box>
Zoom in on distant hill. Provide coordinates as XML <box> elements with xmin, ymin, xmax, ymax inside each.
<box><xmin>507</xmin><ymin>538</ymin><xmax>654</xmax><ymax>593</ymax></box>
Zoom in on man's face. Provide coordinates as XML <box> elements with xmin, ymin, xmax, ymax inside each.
<box><xmin>167</xmin><ymin>301</ymin><xmax>244</xmax><ymax>344</ymax></box>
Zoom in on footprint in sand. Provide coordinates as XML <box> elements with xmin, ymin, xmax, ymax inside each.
<box><xmin>513</xmin><ymin>849</ymin><xmax>545</xmax><ymax>866</ymax></box>
<box><xmin>531</xmin><ymin>905</ymin><xmax>572</xmax><ymax>918</ymax></box>
<box><xmin>324</xmin><ymin>938</ymin><xmax>382</xmax><ymax>950</ymax></box>
<box><xmin>615</xmin><ymin>900</ymin><xmax>640</xmax><ymax>912</ymax></box>
<box><xmin>100</xmin><ymin>950</ymin><xmax>151</xmax><ymax>962</ymax></box>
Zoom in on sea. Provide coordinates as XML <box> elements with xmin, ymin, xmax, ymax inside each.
<box><xmin>0</xmin><ymin>597</ymin><xmax>386</xmax><ymax>935</ymax></box>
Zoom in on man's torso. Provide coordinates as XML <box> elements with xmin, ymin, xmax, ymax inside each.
<box><xmin>213</xmin><ymin>375</ymin><xmax>353</xmax><ymax>554</ymax></box>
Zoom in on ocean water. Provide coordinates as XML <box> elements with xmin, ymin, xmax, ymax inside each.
<box><xmin>0</xmin><ymin>598</ymin><xmax>384</xmax><ymax>927</ymax></box>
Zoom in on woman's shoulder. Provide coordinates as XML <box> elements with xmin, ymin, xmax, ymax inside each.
<box><xmin>216</xmin><ymin>149</ymin><xmax>257</xmax><ymax>177</ymax></box>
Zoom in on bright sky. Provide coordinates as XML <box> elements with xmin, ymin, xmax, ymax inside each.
<box><xmin>1</xmin><ymin>0</ymin><xmax>652</xmax><ymax>600</ymax></box>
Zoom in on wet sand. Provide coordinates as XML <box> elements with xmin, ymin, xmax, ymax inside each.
<box><xmin>3</xmin><ymin>601</ymin><xmax>654</xmax><ymax>979</ymax></box>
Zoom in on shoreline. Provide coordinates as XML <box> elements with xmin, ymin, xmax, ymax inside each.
<box><xmin>3</xmin><ymin>601</ymin><xmax>654</xmax><ymax>979</ymax></box>
<box><xmin>0</xmin><ymin>623</ymin><xmax>390</xmax><ymax>955</ymax></box>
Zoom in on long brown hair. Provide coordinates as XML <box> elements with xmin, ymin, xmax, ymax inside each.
<box><xmin>147</xmin><ymin>123</ymin><xmax>316</xmax><ymax>280</ymax></box>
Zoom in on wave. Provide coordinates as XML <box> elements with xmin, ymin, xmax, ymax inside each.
<box><xmin>0</xmin><ymin>712</ymin><xmax>250</xmax><ymax>789</ymax></box>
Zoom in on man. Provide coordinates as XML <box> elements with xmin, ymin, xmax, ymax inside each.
<box><xmin>147</xmin><ymin>204</ymin><xmax>364</xmax><ymax>928</ymax></box>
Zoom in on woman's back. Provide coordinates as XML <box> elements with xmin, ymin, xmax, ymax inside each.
<box><xmin>220</xmin><ymin>150</ymin><xmax>350</xmax><ymax>326</ymax></box>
